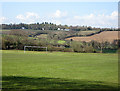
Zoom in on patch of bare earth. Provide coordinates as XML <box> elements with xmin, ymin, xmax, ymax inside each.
<box><xmin>66</xmin><ymin>31</ymin><xmax>119</xmax><ymax>43</ymax></box>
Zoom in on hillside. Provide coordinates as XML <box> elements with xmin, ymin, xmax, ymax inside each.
<box><xmin>66</xmin><ymin>31</ymin><xmax>119</xmax><ymax>43</ymax></box>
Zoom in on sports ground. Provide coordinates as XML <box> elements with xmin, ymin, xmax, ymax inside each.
<box><xmin>2</xmin><ymin>50</ymin><xmax>118</xmax><ymax>90</ymax></box>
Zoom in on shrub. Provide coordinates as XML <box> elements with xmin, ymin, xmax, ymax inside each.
<box><xmin>62</xmin><ymin>48</ymin><xmax>73</xmax><ymax>52</ymax></box>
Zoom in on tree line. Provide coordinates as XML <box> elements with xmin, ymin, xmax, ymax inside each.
<box><xmin>1</xmin><ymin>22</ymin><xmax>118</xmax><ymax>31</ymax></box>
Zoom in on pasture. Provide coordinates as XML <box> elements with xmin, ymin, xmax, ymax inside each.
<box><xmin>77</xmin><ymin>30</ymin><xmax>99</xmax><ymax>36</ymax></box>
<box><xmin>2</xmin><ymin>50</ymin><xmax>118</xmax><ymax>90</ymax></box>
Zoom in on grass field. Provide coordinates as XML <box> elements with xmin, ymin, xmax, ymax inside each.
<box><xmin>78</xmin><ymin>30</ymin><xmax>99</xmax><ymax>36</ymax></box>
<box><xmin>0</xmin><ymin>30</ymin><xmax>11</xmax><ymax>31</ymax></box>
<box><xmin>2</xmin><ymin>50</ymin><xmax>118</xmax><ymax>90</ymax></box>
<box><xmin>58</xmin><ymin>40</ymin><xmax>66</xmax><ymax>44</ymax></box>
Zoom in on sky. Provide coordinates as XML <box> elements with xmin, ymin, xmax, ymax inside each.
<box><xmin>0</xmin><ymin>2</ymin><xmax>118</xmax><ymax>28</ymax></box>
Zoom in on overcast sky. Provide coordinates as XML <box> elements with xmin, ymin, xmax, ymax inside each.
<box><xmin>0</xmin><ymin>2</ymin><xmax>118</xmax><ymax>28</ymax></box>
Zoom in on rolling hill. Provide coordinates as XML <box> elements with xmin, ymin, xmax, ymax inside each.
<box><xmin>66</xmin><ymin>31</ymin><xmax>119</xmax><ymax>43</ymax></box>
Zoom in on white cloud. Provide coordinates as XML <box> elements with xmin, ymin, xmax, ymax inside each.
<box><xmin>45</xmin><ymin>10</ymin><xmax>67</xmax><ymax>25</ymax></box>
<box><xmin>111</xmin><ymin>11</ymin><xmax>118</xmax><ymax>17</ymax></box>
<box><xmin>26</xmin><ymin>12</ymin><xmax>40</xmax><ymax>19</ymax></box>
<box><xmin>7</xmin><ymin>10</ymin><xmax>118</xmax><ymax>28</ymax></box>
<box><xmin>16</xmin><ymin>12</ymin><xmax>40</xmax><ymax>23</ymax></box>
<box><xmin>51</xmin><ymin>10</ymin><xmax>67</xmax><ymax>18</ymax></box>
<box><xmin>48</xmin><ymin>10</ymin><xmax>118</xmax><ymax>28</ymax></box>
<box><xmin>16</xmin><ymin>15</ymin><xmax>25</xmax><ymax>20</ymax></box>
<box><xmin>51</xmin><ymin>20</ymin><xmax>61</xmax><ymax>25</ymax></box>
<box><xmin>72</xmin><ymin>11</ymin><xmax>118</xmax><ymax>28</ymax></box>
<box><xmin>0</xmin><ymin>17</ymin><xmax>7</xmax><ymax>24</ymax></box>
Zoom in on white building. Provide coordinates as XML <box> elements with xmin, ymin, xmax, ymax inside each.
<box><xmin>22</xmin><ymin>27</ymin><xmax>25</xmax><ymax>29</ymax></box>
<box><xmin>57</xmin><ymin>28</ymin><xmax>60</xmax><ymax>30</ymax></box>
<box><xmin>42</xmin><ymin>28</ymin><xmax>44</xmax><ymax>30</ymax></box>
<box><xmin>64</xmin><ymin>29</ymin><xmax>70</xmax><ymax>31</ymax></box>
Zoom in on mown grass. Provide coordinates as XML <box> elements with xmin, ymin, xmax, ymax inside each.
<box><xmin>2</xmin><ymin>50</ymin><xmax>118</xmax><ymax>90</ymax></box>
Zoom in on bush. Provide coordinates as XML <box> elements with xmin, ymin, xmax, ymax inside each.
<box><xmin>84</xmin><ymin>46</ymin><xmax>94</xmax><ymax>53</ymax></box>
<box><xmin>62</xmin><ymin>48</ymin><xmax>73</xmax><ymax>52</ymax></box>
<box><xmin>47</xmin><ymin>45</ymin><xmax>63</xmax><ymax>52</ymax></box>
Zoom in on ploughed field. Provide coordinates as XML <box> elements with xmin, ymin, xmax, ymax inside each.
<box><xmin>66</xmin><ymin>31</ymin><xmax>119</xmax><ymax>43</ymax></box>
<box><xmin>2</xmin><ymin>50</ymin><xmax>118</xmax><ymax>90</ymax></box>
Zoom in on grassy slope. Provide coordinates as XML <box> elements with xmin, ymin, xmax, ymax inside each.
<box><xmin>2</xmin><ymin>50</ymin><xmax>118</xmax><ymax>90</ymax></box>
<box><xmin>78</xmin><ymin>30</ymin><xmax>99</xmax><ymax>35</ymax></box>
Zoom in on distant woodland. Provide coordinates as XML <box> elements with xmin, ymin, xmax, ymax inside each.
<box><xmin>1</xmin><ymin>22</ymin><xmax>118</xmax><ymax>31</ymax></box>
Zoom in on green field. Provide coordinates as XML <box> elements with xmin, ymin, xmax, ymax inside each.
<box><xmin>0</xmin><ymin>30</ymin><xmax>11</xmax><ymax>31</ymax></box>
<box><xmin>58</xmin><ymin>40</ymin><xmax>66</xmax><ymax>44</ymax></box>
<box><xmin>2</xmin><ymin>50</ymin><xmax>118</xmax><ymax>90</ymax></box>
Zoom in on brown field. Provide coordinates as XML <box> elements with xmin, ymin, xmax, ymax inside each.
<box><xmin>77</xmin><ymin>30</ymin><xmax>98</xmax><ymax>35</ymax></box>
<box><xmin>66</xmin><ymin>31</ymin><xmax>119</xmax><ymax>43</ymax></box>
